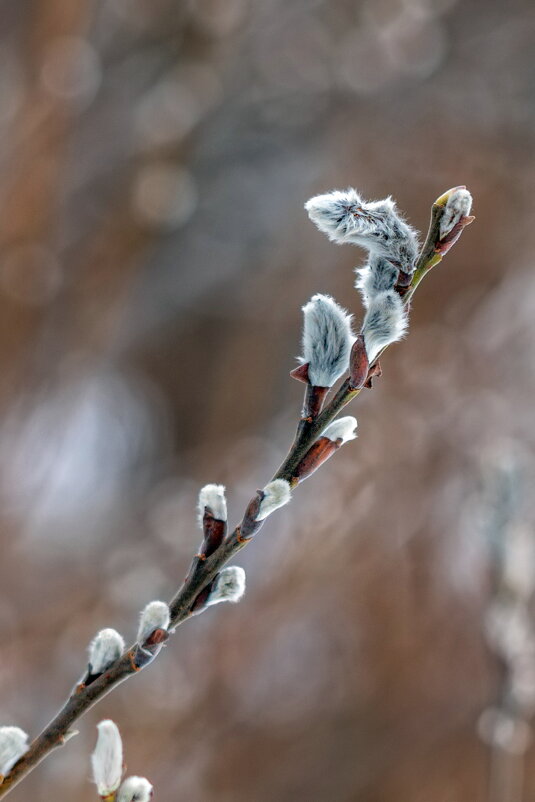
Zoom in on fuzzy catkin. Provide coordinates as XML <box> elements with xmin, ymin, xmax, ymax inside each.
<box><xmin>439</xmin><ymin>188</ymin><xmax>473</xmax><ymax>239</ymax></box>
<box><xmin>305</xmin><ymin>189</ymin><xmax>419</xmax><ymax>274</ymax></box>
<box><xmin>117</xmin><ymin>776</ymin><xmax>153</xmax><ymax>802</ymax></box>
<box><xmin>362</xmin><ymin>290</ymin><xmax>407</xmax><ymax>363</ymax></box>
<box><xmin>88</xmin><ymin>629</ymin><xmax>125</xmax><ymax>674</ymax></box>
<box><xmin>207</xmin><ymin>566</ymin><xmax>246</xmax><ymax>606</ymax></box>
<box><xmin>0</xmin><ymin>727</ymin><xmax>29</xmax><ymax>777</ymax></box>
<box><xmin>197</xmin><ymin>484</ymin><xmax>227</xmax><ymax>524</ymax></box>
<box><xmin>300</xmin><ymin>294</ymin><xmax>354</xmax><ymax>387</ymax></box>
<box><xmin>256</xmin><ymin>479</ymin><xmax>292</xmax><ymax>521</ymax></box>
<box><xmin>91</xmin><ymin>720</ymin><xmax>123</xmax><ymax>796</ymax></box>
<box><xmin>322</xmin><ymin>416</ymin><xmax>358</xmax><ymax>445</ymax></box>
<box><xmin>137</xmin><ymin>601</ymin><xmax>170</xmax><ymax>644</ymax></box>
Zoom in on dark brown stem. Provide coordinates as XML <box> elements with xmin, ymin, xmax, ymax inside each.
<box><xmin>0</xmin><ymin>189</ymin><xmax>473</xmax><ymax>798</ymax></box>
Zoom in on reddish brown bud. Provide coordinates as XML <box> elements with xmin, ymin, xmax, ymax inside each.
<box><xmin>190</xmin><ymin>581</ymin><xmax>215</xmax><ymax>614</ymax></box>
<box><xmin>201</xmin><ymin>513</ymin><xmax>226</xmax><ymax>558</ymax></box>
<box><xmin>395</xmin><ymin>269</ymin><xmax>413</xmax><ymax>296</ymax></box>
<box><xmin>435</xmin><ymin>215</ymin><xmax>475</xmax><ymax>255</ymax></box>
<box><xmin>294</xmin><ymin>436</ymin><xmax>340</xmax><ymax>482</ymax></box>
<box><xmin>143</xmin><ymin>628</ymin><xmax>169</xmax><ymax>648</ymax></box>
<box><xmin>303</xmin><ymin>384</ymin><xmax>329</xmax><ymax>419</ymax></box>
<box><xmin>290</xmin><ymin>362</ymin><xmax>310</xmax><ymax>384</ymax></box>
<box><xmin>240</xmin><ymin>492</ymin><xmax>264</xmax><ymax>539</ymax></box>
<box><xmin>364</xmin><ymin>360</ymin><xmax>382</xmax><ymax>389</ymax></box>
<box><xmin>349</xmin><ymin>335</ymin><xmax>370</xmax><ymax>389</ymax></box>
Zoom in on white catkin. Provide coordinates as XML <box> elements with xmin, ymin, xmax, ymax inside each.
<box><xmin>355</xmin><ymin>256</ymin><xmax>400</xmax><ymax>309</ymax></box>
<box><xmin>206</xmin><ymin>566</ymin><xmax>246</xmax><ymax>606</ymax></box>
<box><xmin>300</xmin><ymin>294</ymin><xmax>354</xmax><ymax>387</ymax></box>
<box><xmin>0</xmin><ymin>726</ymin><xmax>29</xmax><ymax>776</ymax></box>
<box><xmin>137</xmin><ymin>601</ymin><xmax>170</xmax><ymax>644</ymax></box>
<box><xmin>197</xmin><ymin>484</ymin><xmax>227</xmax><ymax>525</ymax></box>
<box><xmin>88</xmin><ymin>628</ymin><xmax>125</xmax><ymax>674</ymax></box>
<box><xmin>256</xmin><ymin>479</ymin><xmax>292</xmax><ymax>521</ymax></box>
<box><xmin>91</xmin><ymin>720</ymin><xmax>123</xmax><ymax>796</ymax></box>
<box><xmin>362</xmin><ymin>290</ymin><xmax>407</xmax><ymax>363</ymax></box>
<box><xmin>305</xmin><ymin>189</ymin><xmax>419</xmax><ymax>275</ymax></box>
<box><xmin>322</xmin><ymin>416</ymin><xmax>358</xmax><ymax>445</ymax></box>
<box><xmin>439</xmin><ymin>188</ymin><xmax>473</xmax><ymax>239</ymax></box>
<box><xmin>117</xmin><ymin>775</ymin><xmax>154</xmax><ymax>802</ymax></box>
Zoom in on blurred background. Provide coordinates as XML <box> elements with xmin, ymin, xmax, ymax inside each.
<box><xmin>0</xmin><ymin>0</ymin><xmax>534</xmax><ymax>799</ymax></box>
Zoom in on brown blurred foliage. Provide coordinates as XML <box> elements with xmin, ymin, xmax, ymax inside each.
<box><xmin>0</xmin><ymin>0</ymin><xmax>534</xmax><ymax>799</ymax></box>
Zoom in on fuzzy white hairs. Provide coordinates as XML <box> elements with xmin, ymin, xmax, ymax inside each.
<box><xmin>88</xmin><ymin>628</ymin><xmax>125</xmax><ymax>675</ymax></box>
<box><xmin>256</xmin><ymin>479</ymin><xmax>292</xmax><ymax>521</ymax></box>
<box><xmin>117</xmin><ymin>775</ymin><xmax>154</xmax><ymax>802</ymax></box>
<box><xmin>299</xmin><ymin>294</ymin><xmax>354</xmax><ymax>387</ymax></box>
<box><xmin>322</xmin><ymin>416</ymin><xmax>358</xmax><ymax>445</ymax></box>
<box><xmin>91</xmin><ymin>720</ymin><xmax>123</xmax><ymax>796</ymax></box>
<box><xmin>305</xmin><ymin>188</ymin><xmax>419</xmax><ymax>362</ymax></box>
<box><xmin>362</xmin><ymin>290</ymin><xmax>408</xmax><ymax>363</ymax></box>
<box><xmin>305</xmin><ymin>189</ymin><xmax>419</xmax><ymax>275</ymax></box>
<box><xmin>439</xmin><ymin>187</ymin><xmax>473</xmax><ymax>239</ymax></box>
<box><xmin>197</xmin><ymin>484</ymin><xmax>227</xmax><ymax>525</ymax></box>
<box><xmin>137</xmin><ymin>601</ymin><xmax>170</xmax><ymax>644</ymax></box>
<box><xmin>0</xmin><ymin>726</ymin><xmax>29</xmax><ymax>777</ymax></box>
<box><xmin>206</xmin><ymin>566</ymin><xmax>246</xmax><ymax>606</ymax></box>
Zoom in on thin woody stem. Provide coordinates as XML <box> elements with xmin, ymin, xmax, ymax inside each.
<box><xmin>0</xmin><ymin>189</ymin><xmax>473</xmax><ymax>798</ymax></box>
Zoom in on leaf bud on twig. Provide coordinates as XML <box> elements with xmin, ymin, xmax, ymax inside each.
<box><xmin>294</xmin><ymin>416</ymin><xmax>358</xmax><ymax>482</ymax></box>
<box><xmin>434</xmin><ymin>186</ymin><xmax>475</xmax><ymax>255</ymax></box>
<box><xmin>348</xmin><ymin>334</ymin><xmax>370</xmax><ymax>389</ymax></box>
<box><xmin>438</xmin><ymin>186</ymin><xmax>473</xmax><ymax>240</ymax></box>
<box><xmin>197</xmin><ymin>484</ymin><xmax>227</xmax><ymax>557</ymax></box>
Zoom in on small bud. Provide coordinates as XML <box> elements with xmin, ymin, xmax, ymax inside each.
<box><xmin>207</xmin><ymin>566</ymin><xmax>246</xmax><ymax>607</ymax></box>
<box><xmin>438</xmin><ymin>187</ymin><xmax>473</xmax><ymax>239</ymax></box>
<box><xmin>137</xmin><ymin>601</ymin><xmax>170</xmax><ymax>644</ymax></box>
<box><xmin>362</xmin><ymin>290</ymin><xmax>407</xmax><ymax>363</ymax></box>
<box><xmin>0</xmin><ymin>726</ymin><xmax>29</xmax><ymax>776</ymax></box>
<box><xmin>197</xmin><ymin>484</ymin><xmax>227</xmax><ymax>557</ymax></box>
<box><xmin>294</xmin><ymin>437</ymin><xmax>339</xmax><ymax>482</ymax></box>
<box><xmin>197</xmin><ymin>484</ymin><xmax>227</xmax><ymax>525</ymax></box>
<box><xmin>88</xmin><ymin>629</ymin><xmax>125</xmax><ymax>676</ymax></box>
<box><xmin>299</xmin><ymin>294</ymin><xmax>354</xmax><ymax>387</ymax></box>
<box><xmin>322</xmin><ymin>416</ymin><xmax>358</xmax><ymax>445</ymax></box>
<box><xmin>289</xmin><ymin>362</ymin><xmax>310</xmax><ymax>384</ymax></box>
<box><xmin>91</xmin><ymin>720</ymin><xmax>123</xmax><ymax>797</ymax></box>
<box><xmin>294</xmin><ymin>416</ymin><xmax>358</xmax><ymax>482</ymax></box>
<box><xmin>348</xmin><ymin>335</ymin><xmax>370</xmax><ymax>389</ymax></box>
<box><xmin>256</xmin><ymin>479</ymin><xmax>292</xmax><ymax>521</ymax></box>
<box><xmin>117</xmin><ymin>776</ymin><xmax>154</xmax><ymax>802</ymax></box>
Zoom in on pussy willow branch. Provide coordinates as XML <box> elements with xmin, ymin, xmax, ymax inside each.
<box><xmin>0</xmin><ymin>189</ymin><xmax>472</xmax><ymax>797</ymax></box>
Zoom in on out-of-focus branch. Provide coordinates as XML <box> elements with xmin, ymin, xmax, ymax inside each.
<box><xmin>478</xmin><ymin>451</ymin><xmax>535</xmax><ymax>802</ymax></box>
<box><xmin>0</xmin><ymin>187</ymin><xmax>473</xmax><ymax>797</ymax></box>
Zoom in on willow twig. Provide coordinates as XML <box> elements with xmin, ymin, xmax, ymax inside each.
<box><xmin>0</xmin><ymin>187</ymin><xmax>473</xmax><ymax>797</ymax></box>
